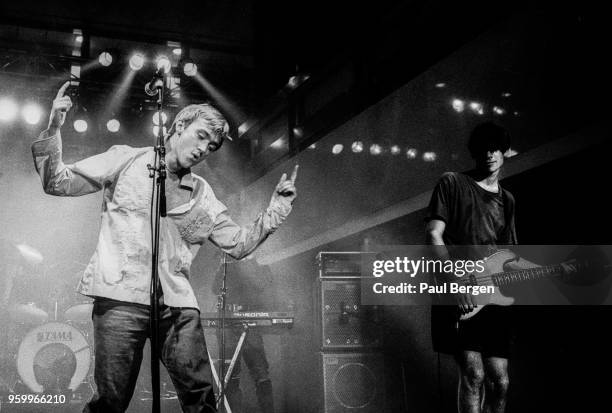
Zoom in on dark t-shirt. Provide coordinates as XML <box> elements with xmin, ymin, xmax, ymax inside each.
<box><xmin>427</xmin><ymin>172</ymin><xmax>517</xmax><ymax>248</ymax></box>
<box><xmin>426</xmin><ymin>172</ymin><xmax>517</xmax><ymax>355</ymax></box>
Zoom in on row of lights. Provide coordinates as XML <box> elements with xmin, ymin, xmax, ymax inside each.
<box><xmin>1</xmin><ymin>96</ymin><xmax>169</xmax><ymax>135</ymax></box>
<box><xmin>97</xmin><ymin>51</ymin><xmax>198</xmax><ymax>77</ymax></box>
<box><xmin>309</xmin><ymin>142</ymin><xmax>437</xmax><ymax>161</ymax></box>
<box><xmin>0</xmin><ymin>98</ymin><xmax>124</xmax><ymax>133</ymax></box>
<box><xmin>70</xmin><ymin>119</ymin><xmax>121</xmax><ymax>133</ymax></box>
<box><xmin>0</xmin><ymin>99</ymin><xmax>43</xmax><ymax>124</ymax></box>
<box><xmin>450</xmin><ymin>98</ymin><xmax>517</xmax><ymax>116</ymax></box>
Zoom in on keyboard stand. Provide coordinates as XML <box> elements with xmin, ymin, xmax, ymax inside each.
<box><xmin>208</xmin><ymin>346</ymin><xmax>232</xmax><ymax>413</ymax></box>
<box><xmin>222</xmin><ymin>323</ymin><xmax>250</xmax><ymax>390</ymax></box>
<box><xmin>211</xmin><ymin>322</ymin><xmax>252</xmax><ymax>412</ymax></box>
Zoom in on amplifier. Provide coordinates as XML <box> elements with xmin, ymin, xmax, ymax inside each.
<box><xmin>317</xmin><ymin>279</ymin><xmax>383</xmax><ymax>349</ymax></box>
<box><xmin>322</xmin><ymin>352</ymin><xmax>385</xmax><ymax>413</ymax></box>
<box><xmin>317</xmin><ymin>252</ymin><xmax>377</xmax><ymax>279</ymax></box>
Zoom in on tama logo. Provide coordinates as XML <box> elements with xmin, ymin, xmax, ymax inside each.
<box><xmin>37</xmin><ymin>331</ymin><xmax>73</xmax><ymax>342</ymax></box>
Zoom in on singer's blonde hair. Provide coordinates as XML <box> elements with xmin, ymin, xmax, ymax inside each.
<box><xmin>166</xmin><ymin>103</ymin><xmax>230</xmax><ymax>143</ymax></box>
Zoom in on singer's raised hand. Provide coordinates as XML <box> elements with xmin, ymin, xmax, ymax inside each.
<box><xmin>48</xmin><ymin>81</ymin><xmax>73</xmax><ymax>133</ymax></box>
<box><xmin>270</xmin><ymin>164</ymin><xmax>298</xmax><ymax>205</ymax></box>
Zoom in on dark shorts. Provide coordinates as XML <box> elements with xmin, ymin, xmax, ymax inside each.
<box><xmin>432</xmin><ymin>305</ymin><xmax>514</xmax><ymax>359</ymax></box>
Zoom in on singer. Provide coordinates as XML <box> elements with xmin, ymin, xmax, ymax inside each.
<box><xmin>31</xmin><ymin>81</ymin><xmax>299</xmax><ymax>413</ymax></box>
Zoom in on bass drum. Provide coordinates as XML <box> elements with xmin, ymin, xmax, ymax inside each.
<box><xmin>17</xmin><ymin>322</ymin><xmax>91</xmax><ymax>393</ymax></box>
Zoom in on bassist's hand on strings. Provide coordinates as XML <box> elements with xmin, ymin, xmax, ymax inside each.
<box><xmin>456</xmin><ymin>292</ymin><xmax>477</xmax><ymax>314</ymax></box>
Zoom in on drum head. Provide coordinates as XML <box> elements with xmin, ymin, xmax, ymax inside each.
<box><xmin>64</xmin><ymin>303</ymin><xmax>94</xmax><ymax>323</ymax></box>
<box><xmin>17</xmin><ymin>322</ymin><xmax>90</xmax><ymax>393</ymax></box>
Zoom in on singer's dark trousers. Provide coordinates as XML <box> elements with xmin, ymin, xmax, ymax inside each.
<box><xmin>83</xmin><ymin>299</ymin><xmax>217</xmax><ymax>413</ymax></box>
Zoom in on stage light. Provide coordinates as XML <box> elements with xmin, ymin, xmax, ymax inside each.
<box><xmin>152</xmin><ymin>112</ymin><xmax>168</xmax><ymax>126</ymax></box>
<box><xmin>153</xmin><ymin>126</ymin><xmax>168</xmax><ymax>137</ymax></box>
<box><xmin>22</xmin><ymin>103</ymin><xmax>42</xmax><ymax>125</ymax></box>
<box><xmin>469</xmin><ymin>102</ymin><xmax>484</xmax><ymax>115</ymax></box>
<box><xmin>513</xmin><ymin>111</ymin><xmax>520</xmax><ymax>116</ymax></box>
<box><xmin>452</xmin><ymin>99</ymin><xmax>465</xmax><ymax>113</ymax></box>
<box><xmin>292</xmin><ymin>127</ymin><xmax>303</xmax><ymax>138</ymax></box>
<box><xmin>435</xmin><ymin>82</ymin><xmax>446</xmax><ymax>88</ymax></box>
<box><xmin>493</xmin><ymin>106</ymin><xmax>505</xmax><ymax>115</ymax></box>
<box><xmin>238</xmin><ymin>123</ymin><xmax>249</xmax><ymax>136</ymax></box>
<box><xmin>369</xmin><ymin>144</ymin><xmax>382</xmax><ymax>156</ymax></box>
<box><xmin>308</xmin><ymin>143</ymin><xmax>317</xmax><ymax>150</ymax></box>
<box><xmin>183</xmin><ymin>62</ymin><xmax>197</xmax><ymax>77</ymax></box>
<box><xmin>502</xmin><ymin>92</ymin><xmax>512</xmax><ymax>98</ymax></box>
<box><xmin>98</xmin><ymin>52</ymin><xmax>113</xmax><ymax>67</ymax></box>
<box><xmin>75</xmin><ymin>35</ymin><xmax>83</xmax><ymax>44</ymax></box>
<box><xmin>332</xmin><ymin>144</ymin><xmax>344</xmax><ymax>155</ymax></box>
<box><xmin>287</xmin><ymin>74</ymin><xmax>310</xmax><ymax>89</ymax></box>
<box><xmin>74</xmin><ymin>119</ymin><xmax>88</xmax><ymax>133</ymax></box>
<box><xmin>107</xmin><ymin>119</ymin><xmax>120</xmax><ymax>133</ymax></box>
<box><xmin>129</xmin><ymin>53</ymin><xmax>145</xmax><ymax>71</ymax></box>
<box><xmin>173</xmin><ymin>48</ymin><xmax>182</xmax><ymax>56</ymax></box>
<box><xmin>406</xmin><ymin>148</ymin><xmax>418</xmax><ymax>159</ymax></box>
<box><xmin>270</xmin><ymin>137</ymin><xmax>285</xmax><ymax>149</ymax></box>
<box><xmin>423</xmin><ymin>151</ymin><xmax>437</xmax><ymax>162</ymax></box>
<box><xmin>506</xmin><ymin>148</ymin><xmax>519</xmax><ymax>157</ymax></box>
<box><xmin>156</xmin><ymin>55</ymin><xmax>171</xmax><ymax>73</ymax></box>
<box><xmin>390</xmin><ymin>145</ymin><xmax>401</xmax><ymax>155</ymax></box>
<box><xmin>351</xmin><ymin>141</ymin><xmax>364</xmax><ymax>153</ymax></box>
<box><xmin>0</xmin><ymin>98</ymin><xmax>18</xmax><ymax>122</ymax></box>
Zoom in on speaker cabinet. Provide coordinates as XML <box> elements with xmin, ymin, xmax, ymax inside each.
<box><xmin>318</xmin><ymin>280</ymin><xmax>383</xmax><ymax>349</ymax></box>
<box><xmin>322</xmin><ymin>352</ymin><xmax>385</xmax><ymax>413</ymax></box>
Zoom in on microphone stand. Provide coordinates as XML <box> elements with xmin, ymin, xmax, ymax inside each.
<box><xmin>147</xmin><ymin>70</ymin><xmax>166</xmax><ymax>413</ymax></box>
<box><xmin>216</xmin><ymin>253</ymin><xmax>228</xmax><ymax>411</ymax></box>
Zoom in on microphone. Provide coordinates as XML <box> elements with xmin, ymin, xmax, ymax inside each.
<box><xmin>145</xmin><ymin>69</ymin><xmax>165</xmax><ymax>96</ymax></box>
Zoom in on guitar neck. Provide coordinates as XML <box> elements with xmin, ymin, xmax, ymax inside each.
<box><xmin>492</xmin><ymin>264</ymin><xmax>564</xmax><ymax>286</ymax></box>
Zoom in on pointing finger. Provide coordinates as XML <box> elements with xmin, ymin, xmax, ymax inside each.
<box><xmin>290</xmin><ymin>164</ymin><xmax>299</xmax><ymax>183</ymax></box>
<box><xmin>56</xmin><ymin>81</ymin><xmax>70</xmax><ymax>100</ymax></box>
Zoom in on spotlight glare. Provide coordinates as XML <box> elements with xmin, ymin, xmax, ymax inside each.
<box><xmin>74</xmin><ymin>119</ymin><xmax>88</xmax><ymax>133</ymax></box>
<box><xmin>369</xmin><ymin>144</ymin><xmax>382</xmax><ymax>156</ymax></box>
<box><xmin>292</xmin><ymin>127</ymin><xmax>303</xmax><ymax>138</ymax></box>
<box><xmin>107</xmin><ymin>119</ymin><xmax>120</xmax><ymax>133</ymax></box>
<box><xmin>469</xmin><ymin>102</ymin><xmax>484</xmax><ymax>115</ymax></box>
<box><xmin>0</xmin><ymin>98</ymin><xmax>18</xmax><ymax>122</ymax></box>
<box><xmin>452</xmin><ymin>99</ymin><xmax>465</xmax><ymax>113</ymax></box>
<box><xmin>351</xmin><ymin>141</ymin><xmax>364</xmax><ymax>153</ymax></box>
<box><xmin>153</xmin><ymin>126</ymin><xmax>168</xmax><ymax>137</ymax></box>
<box><xmin>332</xmin><ymin>144</ymin><xmax>344</xmax><ymax>155</ymax></box>
<box><xmin>75</xmin><ymin>35</ymin><xmax>83</xmax><ymax>43</ymax></box>
<box><xmin>406</xmin><ymin>148</ymin><xmax>418</xmax><ymax>159</ymax></box>
<box><xmin>270</xmin><ymin>137</ymin><xmax>285</xmax><ymax>149</ymax></box>
<box><xmin>308</xmin><ymin>143</ymin><xmax>317</xmax><ymax>150</ymax></box>
<box><xmin>435</xmin><ymin>82</ymin><xmax>446</xmax><ymax>88</ymax></box>
<box><xmin>129</xmin><ymin>53</ymin><xmax>145</xmax><ymax>71</ymax></box>
<box><xmin>183</xmin><ymin>62</ymin><xmax>198</xmax><ymax>77</ymax></box>
<box><xmin>152</xmin><ymin>112</ymin><xmax>168</xmax><ymax>126</ymax></box>
<box><xmin>390</xmin><ymin>145</ymin><xmax>401</xmax><ymax>155</ymax></box>
<box><xmin>502</xmin><ymin>92</ymin><xmax>512</xmax><ymax>98</ymax></box>
<box><xmin>156</xmin><ymin>55</ymin><xmax>171</xmax><ymax>73</ymax></box>
<box><xmin>423</xmin><ymin>151</ymin><xmax>437</xmax><ymax>162</ymax></box>
<box><xmin>22</xmin><ymin>103</ymin><xmax>42</xmax><ymax>125</ymax></box>
<box><xmin>506</xmin><ymin>148</ymin><xmax>519</xmax><ymax>157</ymax></box>
<box><xmin>98</xmin><ymin>52</ymin><xmax>113</xmax><ymax>67</ymax></box>
<box><xmin>172</xmin><ymin>48</ymin><xmax>182</xmax><ymax>56</ymax></box>
<box><xmin>493</xmin><ymin>106</ymin><xmax>506</xmax><ymax>115</ymax></box>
